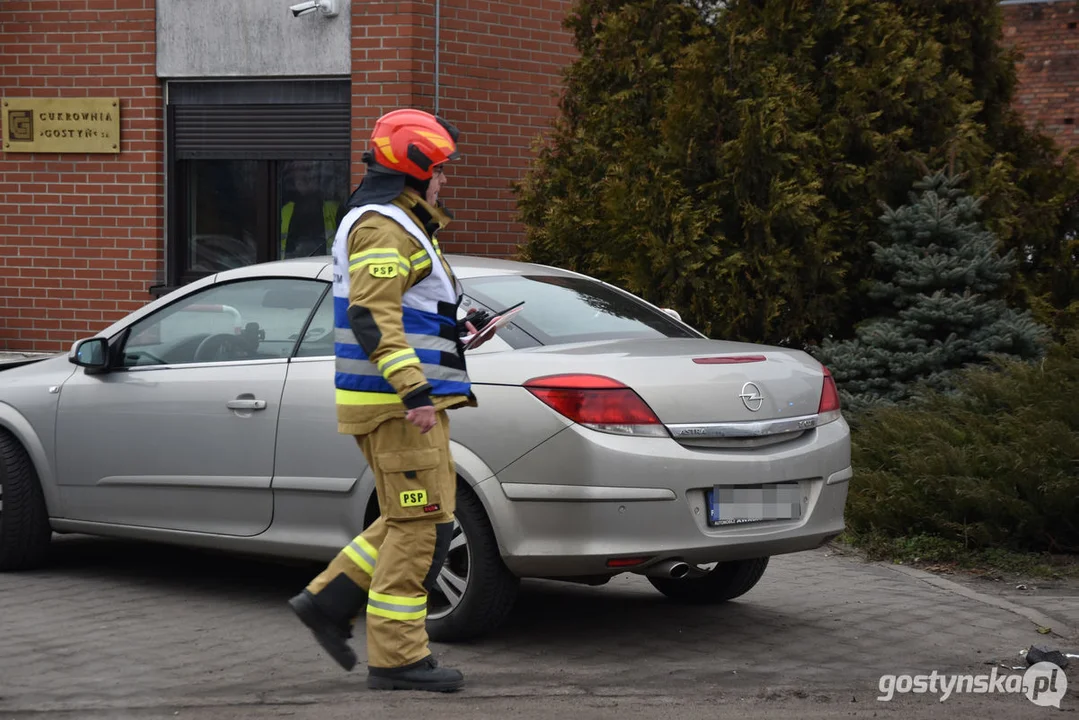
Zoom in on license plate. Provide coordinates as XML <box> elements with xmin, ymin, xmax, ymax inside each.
<box><xmin>707</xmin><ymin>483</ymin><xmax>802</xmax><ymax>527</ymax></box>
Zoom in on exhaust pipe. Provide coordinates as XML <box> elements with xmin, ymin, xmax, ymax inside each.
<box><xmin>643</xmin><ymin>559</ymin><xmax>690</xmax><ymax>579</ymax></box>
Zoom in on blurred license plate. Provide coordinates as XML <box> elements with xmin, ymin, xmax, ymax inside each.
<box><xmin>707</xmin><ymin>483</ymin><xmax>802</xmax><ymax>526</ymax></box>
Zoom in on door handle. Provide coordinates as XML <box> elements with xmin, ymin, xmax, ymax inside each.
<box><xmin>227</xmin><ymin>398</ymin><xmax>267</xmax><ymax>410</ymax></box>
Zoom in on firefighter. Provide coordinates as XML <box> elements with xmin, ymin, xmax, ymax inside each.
<box><xmin>288</xmin><ymin>109</ymin><xmax>487</xmax><ymax>693</ymax></box>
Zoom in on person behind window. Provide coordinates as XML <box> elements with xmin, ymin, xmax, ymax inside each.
<box><xmin>280</xmin><ymin>160</ymin><xmax>340</xmax><ymax>258</ymax></box>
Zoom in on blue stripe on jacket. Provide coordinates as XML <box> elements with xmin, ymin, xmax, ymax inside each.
<box><xmin>332</xmin><ymin>294</ymin><xmax>468</xmax><ymax>398</ymax></box>
<box><xmin>333</xmin><ymin>296</ymin><xmax>452</xmax><ymax>340</ymax></box>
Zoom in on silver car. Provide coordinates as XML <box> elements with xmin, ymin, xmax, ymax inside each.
<box><xmin>0</xmin><ymin>255</ymin><xmax>851</xmax><ymax>642</ymax></box>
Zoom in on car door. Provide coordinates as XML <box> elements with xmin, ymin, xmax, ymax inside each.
<box><xmin>54</xmin><ymin>275</ymin><xmax>327</xmax><ymax>537</ymax></box>
<box><xmin>267</xmin><ymin>285</ymin><xmax>533</xmax><ymax>549</ymax></box>
<box><xmin>270</xmin><ymin>284</ymin><xmax>375</xmax><ymax>547</ymax></box>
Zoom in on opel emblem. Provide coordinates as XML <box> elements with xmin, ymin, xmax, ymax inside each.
<box><xmin>739</xmin><ymin>382</ymin><xmax>764</xmax><ymax>412</ymax></box>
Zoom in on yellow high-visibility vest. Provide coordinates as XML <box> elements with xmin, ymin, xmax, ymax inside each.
<box><xmin>281</xmin><ymin>200</ymin><xmax>339</xmax><ymax>256</ymax></box>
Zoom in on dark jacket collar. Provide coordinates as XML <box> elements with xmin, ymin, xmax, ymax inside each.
<box><xmin>392</xmin><ymin>189</ymin><xmax>452</xmax><ymax>239</ymax></box>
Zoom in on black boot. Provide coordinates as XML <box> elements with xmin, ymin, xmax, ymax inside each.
<box><xmin>366</xmin><ymin>655</ymin><xmax>464</xmax><ymax>692</ymax></box>
<box><xmin>289</xmin><ymin>575</ymin><xmax>366</xmax><ymax>672</ymax></box>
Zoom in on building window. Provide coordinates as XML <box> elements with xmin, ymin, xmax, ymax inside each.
<box><xmin>164</xmin><ymin>80</ymin><xmax>351</xmax><ymax>290</ymax></box>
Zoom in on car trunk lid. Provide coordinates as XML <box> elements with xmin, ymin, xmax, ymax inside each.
<box><xmin>483</xmin><ymin>338</ymin><xmax>832</xmax><ymax>448</ymax></box>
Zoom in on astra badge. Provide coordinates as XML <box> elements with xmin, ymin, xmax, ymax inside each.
<box><xmin>739</xmin><ymin>382</ymin><xmax>764</xmax><ymax>412</ymax></box>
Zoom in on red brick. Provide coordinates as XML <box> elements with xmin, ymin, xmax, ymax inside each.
<box><xmin>0</xmin><ymin>0</ymin><xmax>161</xmax><ymax>353</ymax></box>
<box><xmin>1002</xmin><ymin>2</ymin><xmax>1079</xmax><ymax>152</ymax></box>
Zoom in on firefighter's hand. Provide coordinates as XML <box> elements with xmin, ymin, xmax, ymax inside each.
<box><xmin>406</xmin><ymin>405</ymin><xmax>437</xmax><ymax>434</ymax></box>
<box><xmin>463</xmin><ymin>320</ymin><xmax>494</xmax><ymax>349</ymax></box>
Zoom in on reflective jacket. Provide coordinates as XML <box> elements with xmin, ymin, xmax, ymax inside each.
<box><xmin>281</xmin><ymin>200</ymin><xmax>339</xmax><ymax>257</ymax></box>
<box><xmin>330</xmin><ymin>190</ymin><xmax>476</xmax><ymax>436</ymax></box>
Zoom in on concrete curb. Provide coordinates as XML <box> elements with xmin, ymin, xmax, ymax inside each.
<box><xmin>882</xmin><ymin>561</ymin><xmax>1077</xmax><ymax>641</ymax></box>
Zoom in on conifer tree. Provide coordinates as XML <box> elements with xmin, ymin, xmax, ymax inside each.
<box><xmin>904</xmin><ymin>0</ymin><xmax>1079</xmax><ymax>336</ymax></box>
<box><xmin>514</xmin><ymin>0</ymin><xmax>1079</xmax><ymax>344</ymax></box>
<box><xmin>812</xmin><ymin>169</ymin><xmax>1050</xmax><ymax>412</ymax></box>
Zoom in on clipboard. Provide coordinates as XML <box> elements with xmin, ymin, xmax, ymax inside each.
<box><xmin>461</xmin><ymin>302</ymin><xmax>525</xmax><ymax>350</ymax></box>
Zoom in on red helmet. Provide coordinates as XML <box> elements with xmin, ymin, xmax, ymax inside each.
<box><xmin>366</xmin><ymin>109</ymin><xmax>460</xmax><ymax>181</ymax></box>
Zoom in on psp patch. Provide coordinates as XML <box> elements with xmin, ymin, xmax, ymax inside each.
<box><xmin>369</xmin><ymin>263</ymin><xmax>398</xmax><ymax>278</ymax></box>
<box><xmin>399</xmin><ymin>489</ymin><xmax>428</xmax><ymax>507</ymax></box>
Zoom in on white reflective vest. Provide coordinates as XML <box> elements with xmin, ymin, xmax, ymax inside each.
<box><xmin>330</xmin><ymin>202</ymin><xmax>471</xmax><ymax>404</ymax></box>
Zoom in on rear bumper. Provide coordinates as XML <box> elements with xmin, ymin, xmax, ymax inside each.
<box><xmin>474</xmin><ymin>416</ymin><xmax>851</xmax><ymax>578</ymax></box>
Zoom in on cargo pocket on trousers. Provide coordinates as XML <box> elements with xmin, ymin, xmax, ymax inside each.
<box><xmin>374</xmin><ymin>447</ymin><xmax>444</xmax><ymax>521</ymax></box>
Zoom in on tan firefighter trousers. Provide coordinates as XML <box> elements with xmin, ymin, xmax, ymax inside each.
<box><xmin>305</xmin><ymin>409</ymin><xmax>457</xmax><ymax>669</ymax></box>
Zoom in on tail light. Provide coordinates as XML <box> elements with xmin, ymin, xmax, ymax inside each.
<box><xmin>523</xmin><ymin>374</ymin><xmax>669</xmax><ymax>438</ymax></box>
<box><xmin>818</xmin><ymin>366</ymin><xmax>842</xmax><ymax>423</ymax></box>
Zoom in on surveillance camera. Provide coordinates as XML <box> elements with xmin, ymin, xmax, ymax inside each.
<box><xmin>290</xmin><ymin>0</ymin><xmax>338</xmax><ymax>17</ymax></box>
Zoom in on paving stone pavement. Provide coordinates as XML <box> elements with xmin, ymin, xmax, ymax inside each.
<box><xmin>0</xmin><ymin>535</ymin><xmax>1076</xmax><ymax>718</ymax></box>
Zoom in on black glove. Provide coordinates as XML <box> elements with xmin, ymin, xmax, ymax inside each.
<box><xmin>457</xmin><ymin>308</ymin><xmax>493</xmax><ymax>336</ymax></box>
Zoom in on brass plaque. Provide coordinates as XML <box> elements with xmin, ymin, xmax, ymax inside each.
<box><xmin>2</xmin><ymin>97</ymin><xmax>120</xmax><ymax>154</ymax></box>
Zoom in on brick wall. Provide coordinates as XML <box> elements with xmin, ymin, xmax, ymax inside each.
<box><xmin>435</xmin><ymin>0</ymin><xmax>577</xmax><ymax>257</ymax></box>
<box><xmin>349</xmin><ymin>0</ymin><xmax>578</xmax><ymax>258</ymax></box>
<box><xmin>350</xmin><ymin>1</ymin><xmax>435</xmax><ymax>189</ymax></box>
<box><xmin>0</xmin><ymin>0</ymin><xmax>162</xmax><ymax>354</ymax></box>
<box><xmin>1002</xmin><ymin>0</ymin><xmax>1079</xmax><ymax>151</ymax></box>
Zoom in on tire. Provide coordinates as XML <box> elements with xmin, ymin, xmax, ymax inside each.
<box><xmin>0</xmin><ymin>430</ymin><xmax>52</xmax><ymax>571</ymax></box>
<box><xmin>648</xmin><ymin>557</ymin><xmax>769</xmax><ymax>604</ymax></box>
<box><xmin>425</xmin><ymin>483</ymin><xmax>520</xmax><ymax>643</ymax></box>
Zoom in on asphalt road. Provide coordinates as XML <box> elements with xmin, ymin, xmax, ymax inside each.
<box><xmin>1</xmin><ymin>535</ymin><xmax>1076</xmax><ymax>719</ymax></box>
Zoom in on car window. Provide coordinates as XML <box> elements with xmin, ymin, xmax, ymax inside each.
<box><xmin>291</xmin><ymin>289</ymin><xmax>525</xmax><ymax>358</ymax></box>
<box><xmin>294</xmin><ymin>285</ymin><xmax>335</xmax><ymax>358</ymax></box>
<box><xmin>120</xmin><ymin>277</ymin><xmax>326</xmax><ymax>367</ymax></box>
<box><xmin>292</xmin><ymin>289</ymin><xmax>520</xmax><ymax>359</ymax></box>
<box><xmin>460</xmin><ymin>274</ymin><xmax>698</xmax><ymax>348</ymax></box>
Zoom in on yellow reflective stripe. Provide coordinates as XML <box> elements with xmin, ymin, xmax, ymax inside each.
<box><xmin>377</xmin><ymin>348</ymin><xmax>420</xmax><ymax>378</ymax></box>
<box><xmin>410</xmin><ymin>249</ymin><xmax>432</xmax><ymax>272</ymax></box>
<box><xmin>350</xmin><ymin>259</ymin><xmax>411</xmax><ymax>275</ymax></box>
<box><xmin>349</xmin><ymin>248</ymin><xmax>408</xmax><ymax>263</ymax></box>
<box><xmin>367</xmin><ymin>590</ymin><xmax>427</xmax><ymax>622</ymax></box>
<box><xmin>374</xmin><ymin>136</ymin><xmax>398</xmax><ymax>164</ymax></box>
<box><xmin>343</xmin><ymin>535</ymin><xmax>378</xmax><ymax>575</ymax></box>
<box><xmin>369</xmin><ymin>591</ymin><xmax>426</xmax><ymax>607</ymax></box>
<box><xmin>349</xmin><ymin>248</ymin><xmax>411</xmax><ymax>274</ymax></box>
<box><xmin>356</xmin><ymin>536</ymin><xmax>379</xmax><ymax>562</ymax></box>
<box><xmin>335</xmin><ymin>389</ymin><xmax>402</xmax><ymax>406</ymax></box>
<box><xmin>343</xmin><ymin>545</ymin><xmax>375</xmax><ymax>575</ymax></box>
<box><xmin>367</xmin><ymin>605</ymin><xmax>427</xmax><ymax>622</ymax></box>
<box><xmin>416</xmin><ymin>129</ymin><xmax>454</xmax><ymax>151</ymax></box>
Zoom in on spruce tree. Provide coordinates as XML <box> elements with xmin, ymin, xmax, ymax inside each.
<box><xmin>903</xmin><ymin>0</ymin><xmax>1079</xmax><ymax>337</ymax></box>
<box><xmin>812</xmin><ymin>169</ymin><xmax>1050</xmax><ymax>413</ymax></box>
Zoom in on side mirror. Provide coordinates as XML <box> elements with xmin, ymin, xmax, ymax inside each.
<box><xmin>661</xmin><ymin>308</ymin><xmax>683</xmax><ymax>322</ymax></box>
<box><xmin>69</xmin><ymin>337</ymin><xmax>109</xmax><ymax>370</ymax></box>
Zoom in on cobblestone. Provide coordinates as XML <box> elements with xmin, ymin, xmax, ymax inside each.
<box><xmin>0</xmin><ymin>535</ymin><xmax>1076</xmax><ymax>716</ymax></box>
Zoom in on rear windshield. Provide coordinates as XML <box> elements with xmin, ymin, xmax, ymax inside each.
<box><xmin>460</xmin><ymin>274</ymin><xmax>699</xmax><ymax>348</ymax></box>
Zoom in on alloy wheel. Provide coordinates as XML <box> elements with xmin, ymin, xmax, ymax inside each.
<box><xmin>427</xmin><ymin>516</ymin><xmax>470</xmax><ymax>620</ymax></box>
